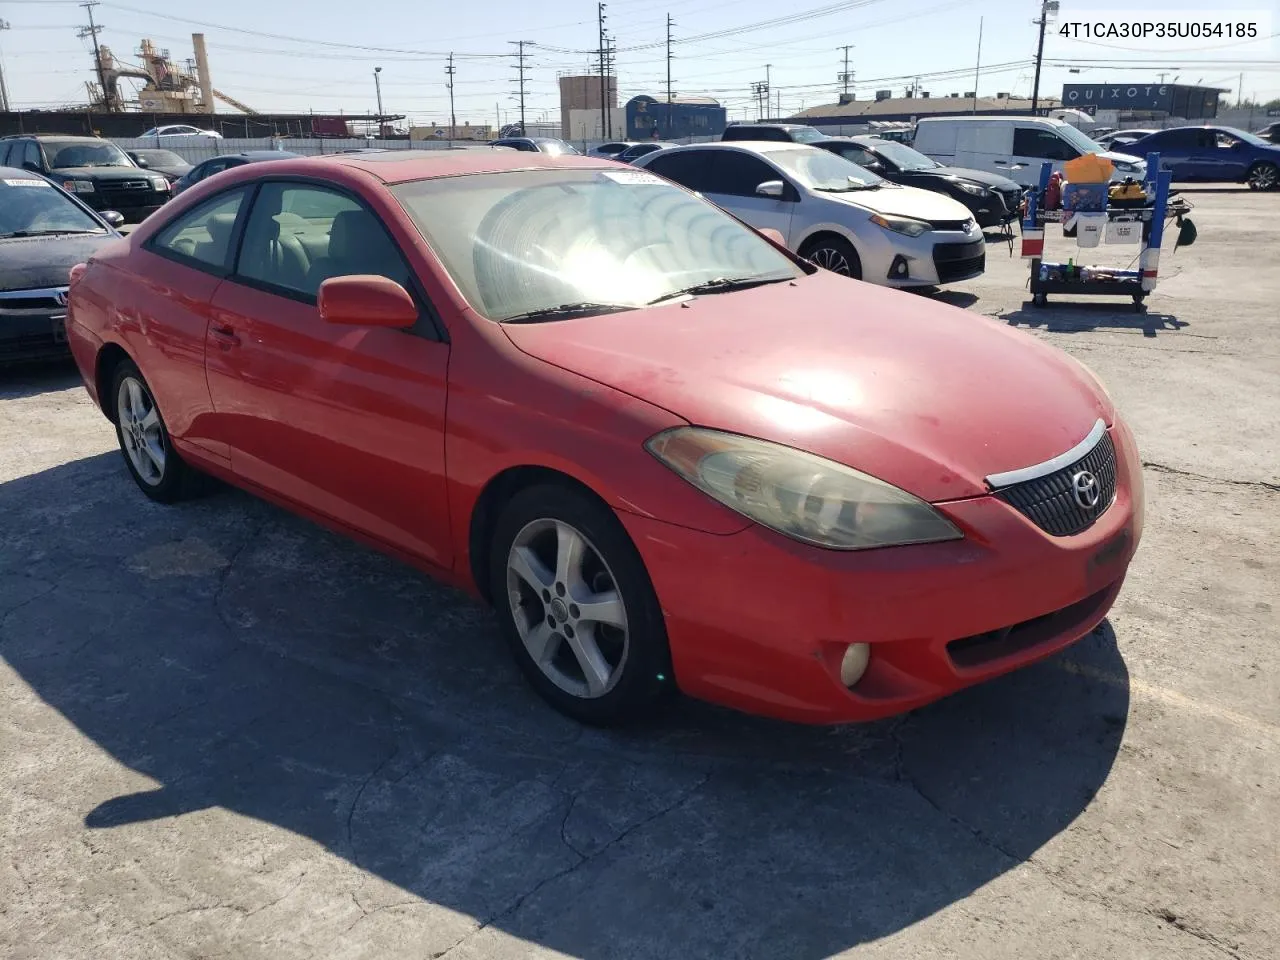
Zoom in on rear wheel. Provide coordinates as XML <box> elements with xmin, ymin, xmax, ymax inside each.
<box><xmin>802</xmin><ymin>236</ymin><xmax>862</xmax><ymax>279</ymax></box>
<box><xmin>489</xmin><ymin>484</ymin><xmax>672</xmax><ymax>725</ymax></box>
<box><xmin>111</xmin><ymin>360</ymin><xmax>200</xmax><ymax>503</ymax></box>
<box><xmin>1247</xmin><ymin>161</ymin><xmax>1278</xmax><ymax>191</ymax></box>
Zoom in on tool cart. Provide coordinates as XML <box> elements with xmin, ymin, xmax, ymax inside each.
<box><xmin>1019</xmin><ymin>151</ymin><xmax>1192</xmax><ymax>312</ymax></box>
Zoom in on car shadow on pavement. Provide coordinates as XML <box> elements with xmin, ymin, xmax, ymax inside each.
<box><xmin>1003</xmin><ymin>302</ymin><xmax>1187</xmax><ymax>337</ymax></box>
<box><xmin>0</xmin><ymin>359</ymin><xmax>81</xmax><ymax>400</ymax></box>
<box><xmin>0</xmin><ymin>452</ymin><xmax>1131</xmax><ymax>958</ymax></box>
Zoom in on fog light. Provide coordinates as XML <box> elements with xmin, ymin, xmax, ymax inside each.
<box><xmin>840</xmin><ymin>642</ymin><xmax>871</xmax><ymax>688</ymax></box>
<box><xmin>887</xmin><ymin>255</ymin><xmax>910</xmax><ymax>279</ymax></box>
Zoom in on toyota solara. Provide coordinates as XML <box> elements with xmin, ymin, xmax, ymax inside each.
<box><xmin>65</xmin><ymin>151</ymin><xmax>1144</xmax><ymax>726</ymax></box>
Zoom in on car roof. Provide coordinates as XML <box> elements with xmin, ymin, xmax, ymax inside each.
<box><xmin>729</xmin><ymin>123</ymin><xmax>814</xmax><ymax>130</ymax></box>
<box><xmin>668</xmin><ymin>141</ymin><xmax>810</xmax><ymax>155</ymax></box>
<box><xmin>207</xmin><ymin>150</ymin><xmax>303</xmax><ymax>161</ymax></box>
<box><xmin>6</xmin><ymin>134</ymin><xmax>108</xmax><ymax>142</ymax></box>
<box><xmin>198</xmin><ymin>151</ymin><xmax>621</xmax><ymax>185</ymax></box>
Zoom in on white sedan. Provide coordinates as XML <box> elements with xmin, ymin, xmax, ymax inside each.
<box><xmin>138</xmin><ymin>125</ymin><xmax>223</xmax><ymax>140</ymax></box>
<box><xmin>635</xmin><ymin>142</ymin><xmax>985</xmax><ymax>287</ymax></box>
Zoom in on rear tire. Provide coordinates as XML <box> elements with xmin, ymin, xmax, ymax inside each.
<box><xmin>802</xmin><ymin>236</ymin><xmax>862</xmax><ymax>279</ymax></box>
<box><xmin>110</xmin><ymin>359</ymin><xmax>201</xmax><ymax>503</ymax></box>
<box><xmin>488</xmin><ymin>484</ymin><xmax>672</xmax><ymax>725</ymax></box>
<box><xmin>1247</xmin><ymin>161</ymin><xmax>1278</xmax><ymax>191</ymax></box>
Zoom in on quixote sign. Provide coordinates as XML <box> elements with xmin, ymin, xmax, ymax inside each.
<box><xmin>1061</xmin><ymin>83</ymin><xmax>1173</xmax><ymax>111</ymax></box>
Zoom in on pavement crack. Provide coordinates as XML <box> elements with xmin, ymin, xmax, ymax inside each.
<box><xmin>346</xmin><ymin>744</ymin><xmax>401</xmax><ymax>868</ymax></box>
<box><xmin>0</xmin><ymin>580</ymin><xmax>58</xmax><ymax>636</ymax></box>
<box><xmin>1142</xmin><ymin>461</ymin><xmax>1279</xmax><ymax>493</ymax></box>
<box><xmin>558</xmin><ymin>793</ymin><xmax>586</xmax><ymax>858</ymax></box>
<box><xmin>244</xmin><ymin>869</ymin><xmax>308</xmax><ymax>918</ymax></box>
<box><xmin>432</xmin><ymin>773</ymin><xmax>713</xmax><ymax>959</ymax></box>
<box><xmin>1150</xmin><ymin>907</ymin><xmax>1245</xmax><ymax>959</ymax></box>
<box><xmin>212</xmin><ymin>520</ymin><xmax>270</xmax><ymax>631</ymax></box>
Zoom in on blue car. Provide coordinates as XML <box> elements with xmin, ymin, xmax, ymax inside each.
<box><xmin>1125</xmin><ymin>126</ymin><xmax>1280</xmax><ymax>190</ymax></box>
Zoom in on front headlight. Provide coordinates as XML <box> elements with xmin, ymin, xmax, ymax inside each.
<box><xmin>646</xmin><ymin>427</ymin><xmax>963</xmax><ymax>550</ymax></box>
<box><xmin>150</xmin><ymin>176</ymin><xmax>169</xmax><ymax>191</ymax></box>
<box><xmin>954</xmin><ymin>181</ymin><xmax>988</xmax><ymax>196</ymax></box>
<box><xmin>870</xmin><ymin>213</ymin><xmax>930</xmax><ymax>238</ymax></box>
<box><xmin>63</xmin><ymin>180</ymin><xmax>95</xmax><ymax>194</ymax></box>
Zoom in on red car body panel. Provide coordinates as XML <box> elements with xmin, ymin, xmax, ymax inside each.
<box><xmin>65</xmin><ymin>152</ymin><xmax>1144</xmax><ymax>724</ymax></box>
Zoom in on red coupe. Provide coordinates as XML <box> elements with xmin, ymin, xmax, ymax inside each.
<box><xmin>66</xmin><ymin>151</ymin><xmax>1144</xmax><ymax>725</ymax></box>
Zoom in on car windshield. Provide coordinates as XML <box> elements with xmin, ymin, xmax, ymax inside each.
<box><xmin>390</xmin><ymin>168</ymin><xmax>800</xmax><ymax>322</ymax></box>
<box><xmin>1217</xmin><ymin>126</ymin><xmax>1268</xmax><ymax>147</ymax></box>
<box><xmin>537</xmin><ymin>140</ymin><xmax>581</xmax><ymax>155</ymax></box>
<box><xmin>1056</xmin><ymin>124</ymin><xmax>1106</xmax><ymax>155</ymax></box>
<box><xmin>769</xmin><ymin>147</ymin><xmax>884</xmax><ymax>190</ymax></box>
<box><xmin>44</xmin><ymin>139</ymin><xmax>134</xmax><ymax>169</ymax></box>
<box><xmin>788</xmin><ymin>127</ymin><xmax>826</xmax><ymax>144</ymax></box>
<box><xmin>133</xmin><ymin>149</ymin><xmax>189</xmax><ymax>167</ymax></box>
<box><xmin>0</xmin><ymin>176</ymin><xmax>106</xmax><ymax>237</ymax></box>
<box><xmin>864</xmin><ymin>139</ymin><xmax>939</xmax><ymax>171</ymax></box>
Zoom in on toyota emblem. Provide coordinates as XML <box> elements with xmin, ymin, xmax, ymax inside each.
<box><xmin>55</xmin><ymin>290</ymin><xmax>70</xmax><ymax>307</ymax></box>
<box><xmin>1071</xmin><ymin>470</ymin><xmax>1101</xmax><ymax>510</ymax></box>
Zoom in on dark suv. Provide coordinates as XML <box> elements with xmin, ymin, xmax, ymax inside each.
<box><xmin>0</xmin><ymin>135</ymin><xmax>171</xmax><ymax>222</ymax></box>
<box><xmin>721</xmin><ymin>123</ymin><xmax>827</xmax><ymax>144</ymax></box>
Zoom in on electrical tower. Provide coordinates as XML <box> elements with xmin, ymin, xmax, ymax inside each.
<box><xmin>838</xmin><ymin>45</ymin><xmax>854</xmax><ymax>97</ymax></box>
<box><xmin>446</xmin><ymin>53</ymin><xmax>457</xmax><ymax>141</ymax></box>
<box><xmin>510</xmin><ymin>41</ymin><xmax>528</xmax><ymax>136</ymax></box>
<box><xmin>597</xmin><ymin>3</ymin><xmax>608</xmax><ymax>140</ymax></box>
<box><xmin>78</xmin><ymin>1</ymin><xmax>110</xmax><ymax>111</ymax></box>
<box><xmin>665</xmin><ymin>14</ymin><xmax>675</xmax><ymax>138</ymax></box>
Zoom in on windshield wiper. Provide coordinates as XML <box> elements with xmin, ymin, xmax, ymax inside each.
<box><xmin>501</xmin><ymin>301</ymin><xmax>638</xmax><ymax>323</ymax></box>
<box><xmin>815</xmin><ymin>183</ymin><xmax>879</xmax><ymax>192</ymax></box>
<box><xmin>0</xmin><ymin>228</ymin><xmax>105</xmax><ymax>238</ymax></box>
<box><xmin>648</xmin><ymin>274</ymin><xmax>791</xmax><ymax>304</ymax></box>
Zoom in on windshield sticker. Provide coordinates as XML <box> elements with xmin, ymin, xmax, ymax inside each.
<box><xmin>3</xmin><ymin>178</ymin><xmax>51</xmax><ymax>188</ymax></box>
<box><xmin>602</xmin><ymin>170</ymin><xmax>665</xmax><ymax>185</ymax></box>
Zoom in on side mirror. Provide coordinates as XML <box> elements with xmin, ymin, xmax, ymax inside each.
<box><xmin>132</xmin><ymin>155</ymin><xmax>150</xmax><ymax>168</ymax></box>
<box><xmin>318</xmin><ymin>275</ymin><xmax>418</xmax><ymax>328</ymax></box>
<box><xmin>757</xmin><ymin>227</ymin><xmax>785</xmax><ymax>246</ymax></box>
<box><xmin>864</xmin><ymin>159</ymin><xmax>885</xmax><ymax>173</ymax></box>
<box><xmin>100</xmin><ymin>210</ymin><xmax>126</xmax><ymax>229</ymax></box>
<box><xmin>756</xmin><ymin>180</ymin><xmax>785</xmax><ymax>198</ymax></box>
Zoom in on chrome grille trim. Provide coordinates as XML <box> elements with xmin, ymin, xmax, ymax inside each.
<box><xmin>985</xmin><ymin>419</ymin><xmax>1107</xmax><ymax>489</ymax></box>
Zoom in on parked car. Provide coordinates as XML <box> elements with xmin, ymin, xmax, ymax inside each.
<box><xmin>1096</xmin><ymin>129</ymin><xmax>1158</xmax><ymax>151</ymax></box>
<box><xmin>0</xmin><ymin>135</ymin><xmax>171</xmax><ymax>222</ymax></box>
<box><xmin>139</xmin><ymin>124</ymin><xmax>222</xmax><ymax>140</ymax></box>
<box><xmin>1258</xmin><ymin>121</ymin><xmax>1280</xmax><ymax>144</ymax></box>
<box><xmin>912</xmin><ymin>117</ymin><xmax>1145</xmax><ymax>187</ymax></box>
<box><xmin>64</xmin><ymin>149</ymin><xmax>1141</xmax><ymax>725</ymax></box>
<box><xmin>1</xmin><ymin>167</ymin><xmax>122</xmax><ymax>364</ymax></box>
<box><xmin>815</xmin><ymin>136</ymin><xmax>1024</xmax><ymax>228</ymax></box>
<box><xmin>488</xmin><ymin>137</ymin><xmax>581</xmax><ymax>155</ymax></box>
<box><xmin>126</xmin><ymin>148</ymin><xmax>193</xmax><ymax>183</ymax></box>
<box><xmin>636</xmin><ymin>142</ymin><xmax>985</xmax><ymax>286</ymax></box>
<box><xmin>172</xmin><ymin>150</ymin><xmax>303</xmax><ymax>195</ymax></box>
<box><xmin>721</xmin><ymin>123</ymin><xmax>827</xmax><ymax>144</ymax></box>
<box><xmin>1122</xmin><ymin>126</ymin><xmax>1280</xmax><ymax>190</ymax></box>
<box><xmin>615</xmin><ymin>141</ymin><xmax>677</xmax><ymax>164</ymax></box>
<box><xmin>589</xmin><ymin>141</ymin><xmax>636</xmax><ymax>158</ymax></box>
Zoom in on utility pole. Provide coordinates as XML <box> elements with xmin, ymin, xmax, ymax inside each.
<box><xmin>597</xmin><ymin>3</ymin><xmax>608</xmax><ymax>140</ymax></box>
<box><xmin>1237</xmin><ymin>72</ymin><xmax>1243</xmax><ymax>107</ymax></box>
<box><xmin>0</xmin><ymin>18</ymin><xmax>11</xmax><ymax>114</ymax></box>
<box><xmin>751</xmin><ymin>80</ymin><xmax>769</xmax><ymax>121</ymax></box>
<box><xmin>666</xmin><ymin>14</ymin><xmax>674</xmax><ymax>138</ymax></box>
<box><xmin>79</xmin><ymin>2</ymin><xmax>109</xmax><ymax>111</ymax></box>
<box><xmin>373</xmin><ymin>67</ymin><xmax>384</xmax><ymax>128</ymax></box>
<box><xmin>604</xmin><ymin>38</ymin><xmax>616</xmax><ymax>138</ymax></box>
<box><xmin>972</xmin><ymin>17</ymin><xmax>984</xmax><ymax>114</ymax></box>
<box><xmin>1030</xmin><ymin>0</ymin><xmax>1058</xmax><ymax>114</ymax></box>
<box><xmin>510</xmin><ymin>41</ymin><xmax>528</xmax><ymax>136</ymax></box>
<box><xmin>446</xmin><ymin>53</ymin><xmax>457</xmax><ymax>143</ymax></box>
<box><xmin>838</xmin><ymin>45</ymin><xmax>853</xmax><ymax>98</ymax></box>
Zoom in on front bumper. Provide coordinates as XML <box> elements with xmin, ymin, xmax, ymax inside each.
<box><xmin>864</xmin><ymin>226</ymin><xmax>986</xmax><ymax>287</ymax></box>
<box><xmin>0</xmin><ymin>287</ymin><xmax>71</xmax><ymax>365</ymax></box>
<box><xmin>620</xmin><ymin>417</ymin><xmax>1144</xmax><ymax>725</ymax></box>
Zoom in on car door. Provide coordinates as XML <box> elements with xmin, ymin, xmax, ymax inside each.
<box><xmin>700</xmin><ymin>150</ymin><xmax>797</xmax><ymax>242</ymax></box>
<box><xmin>1010</xmin><ymin>127</ymin><xmax>1079</xmax><ymax>182</ymax></box>
<box><xmin>1207</xmin><ymin>130</ymin><xmax>1252</xmax><ymax>179</ymax></box>
<box><xmin>203</xmin><ymin>178</ymin><xmax>453</xmax><ymax>568</ymax></box>
<box><xmin>1143</xmin><ymin>130</ymin><xmax>1197</xmax><ymax>178</ymax></box>
<box><xmin>132</xmin><ymin>186</ymin><xmax>254</xmax><ymax>463</ymax></box>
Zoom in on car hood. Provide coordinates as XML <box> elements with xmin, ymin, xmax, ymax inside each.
<box><xmin>0</xmin><ymin>232</ymin><xmax>120</xmax><ymax>291</ymax></box>
<box><xmin>821</xmin><ymin>182</ymin><xmax>975</xmax><ymax>221</ymax></box>
<box><xmin>500</xmin><ymin>271</ymin><xmax>1110</xmax><ymax>502</ymax></box>
<box><xmin>924</xmin><ymin>166</ymin><xmax>1023</xmax><ymax>190</ymax></box>
<box><xmin>51</xmin><ymin>166</ymin><xmax>151</xmax><ymax>181</ymax></box>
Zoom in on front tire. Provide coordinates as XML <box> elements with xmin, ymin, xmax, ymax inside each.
<box><xmin>1247</xmin><ymin>161</ymin><xmax>1278</xmax><ymax>191</ymax></box>
<box><xmin>110</xmin><ymin>359</ymin><xmax>199</xmax><ymax>503</ymax></box>
<box><xmin>488</xmin><ymin>484</ymin><xmax>672</xmax><ymax>725</ymax></box>
<box><xmin>802</xmin><ymin>236</ymin><xmax>862</xmax><ymax>279</ymax></box>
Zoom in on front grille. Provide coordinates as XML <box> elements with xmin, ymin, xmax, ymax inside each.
<box><xmin>932</xmin><ymin>240</ymin><xmax>985</xmax><ymax>283</ymax></box>
<box><xmin>0</xmin><ymin>287</ymin><xmax>67</xmax><ymax>315</ymax></box>
<box><xmin>99</xmin><ymin>179</ymin><xmax>152</xmax><ymax>192</ymax></box>
<box><xmin>0</xmin><ymin>295</ymin><xmax>62</xmax><ymax>311</ymax></box>
<box><xmin>929</xmin><ymin>219</ymin><xmax>973</xmax><ymax>232</ymax></box>
<box><xmin>995</xmin><ymin>432</ymin><xmax>1117</xmax><ymax>537</ymax></box>
<box><xmin>946</xmin><ymin>583</ymin><xmax>1116</xmax><ymax>669</ymax></box>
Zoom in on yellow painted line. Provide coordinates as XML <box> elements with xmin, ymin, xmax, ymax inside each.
<box><xmin>1055</xmin><ymin>658</ymin><xmax>1280</xmax><ymax>743</ymax></box>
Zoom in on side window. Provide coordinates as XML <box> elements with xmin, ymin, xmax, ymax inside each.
<box><xmin>0</xmin><ymin>142</ymin><xmax>10</xmax><ymax>165</ymax></box>
<box><xmin>234</xmin><ymin>181</ymin><xmax>412</xmax><ymax>301</ymax></box>
<box><xmin>644</xmin><ymin>150</ymin><xmax>713</xmax><ymax>192</ymax></box>
<box><xmin>834</xmin><ymin>145</ymin><xmax>878</xmax><ymax>166</ymax></box>
<box><xmin>706</xmin><ymin>151</ymin><xmax>782</xmax><ymax>197</ymax></box>
<box><xmin>1012</xmin><ymin>129</ymin><xmax>1077</xmax><ymax>161</ymax></box>
<box><xmin>149</xmin><ymin>188</ymin><xmax>249</xmax><ymax>272</ymax></box>
<box><xmin>23</xmin><ymin>141</ymin><xmax>44</xmax><ymax>170</ymax></box>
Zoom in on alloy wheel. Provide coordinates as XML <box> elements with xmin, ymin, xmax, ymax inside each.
<box><xmin>810</xmin><ymin>245</ymin><xmax>853</xmax><ymax>275</ymax></box>
<box><xmin>116</xmin><ymin>376</ymin><xmax>166</xmax><ymax>486</ymax></box>
<box><xmin>506</xmin><ymin>518</ymin><xmax>629</xmax><ymax>700</ymax></box>
<box><xmin>1248</xmin><ymin>163</ymin><xmax>1278</xmax><ymax>190</ymax></box>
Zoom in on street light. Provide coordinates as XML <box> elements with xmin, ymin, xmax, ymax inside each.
<box><xmin>373</xmin><ymin>66</ymin><xmax>384</xmax><ymax>132</ymax></box>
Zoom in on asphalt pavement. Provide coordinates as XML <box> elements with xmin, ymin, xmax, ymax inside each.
<box><xmin>1</xmin><ymin>185</ymin><xmax>1276</xmax><ymax>960</ymax></box>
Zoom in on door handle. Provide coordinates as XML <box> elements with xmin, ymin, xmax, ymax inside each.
<box><xmin>210</xmin><ymin>324</ymin><xmax>241</xmax><ymax>347</ymax></box>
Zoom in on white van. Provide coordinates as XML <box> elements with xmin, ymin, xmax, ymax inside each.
<box><xmin>912</xmin><ymin>117</ymin><xmax>1146</xmax><ymax>187</ymax></box>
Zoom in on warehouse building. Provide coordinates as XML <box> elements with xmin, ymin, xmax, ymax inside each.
<box><xmin>787</xmin><ymin>90</ymin><xmax>1060</xmax><ymax>131</ymax></box>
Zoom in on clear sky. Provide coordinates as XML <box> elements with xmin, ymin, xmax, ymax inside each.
<box><xmin>1</xmin><ymin>0</ymin><xmax>1276</xmax><ymax>126</ymax></box>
